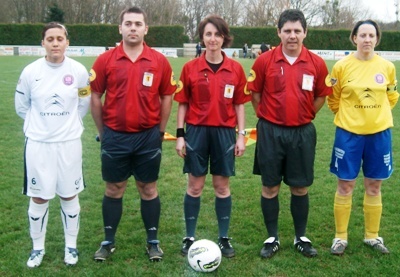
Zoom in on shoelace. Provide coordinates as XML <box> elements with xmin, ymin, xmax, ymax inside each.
<box><xmin>333</xmin><ymin>242</ymin><xmax>346</xmax><ymax>250</ymax></box>
<box><xmin>30</xmin><ymin>250</ymin><xmax>43</xmax><ymax>259</ymax></box>
<box><xmin>220</xmin><ymin>239</ymin><xmax>232</xmax><ymax>248</ymax></box>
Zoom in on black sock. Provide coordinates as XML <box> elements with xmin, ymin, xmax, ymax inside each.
<box><xmin>261</xmin><ymin>195</ymin><xmax>279</xmax><ymax>239</ymax></box>
<box><xmin>141</xmin><ymin>196</ymin><xmax>161</xmax><ymax>242</ymax></box>
<box><xmin>184</xmin><ymin>193</ymin><xmax>200</xmax><ymax>238</ymax></box>
<box><xmin>102</xmin><ymin>195</ymin><xmax>123</xmax><ymax>243</ymax></box>
<box><xmin>215</xmin><ymin>196</ymin><xmax>232</xmax><ymax>238</ymax></box>
<box><xmin>291</xmin><ymin>193</ymin><xmax>309</xmax><ymax>240</ymax></box>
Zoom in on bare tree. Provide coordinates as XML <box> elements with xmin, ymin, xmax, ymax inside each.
<box><xmin>0</xmin><ymin>0</ymin><xmax>395</xmax><ymax>35</ymax></box>
<box><xmin>320</xmin><ymin>0</ymin><xmax>341</xmax><ymax>28</ymax></box>
<box><xmin>47</xmin><ymin>0</ymin><xmax>122</xmax><ymax>24</ymax></box>
<box><xmin>10</xmin><ymin>0</ymin><xmax>51</xmax><ymax>23</ymax></box>
<box><xmin>245</xmin><ymin>0</ymin><xmax>286</xmax><ymax>26</ymax></box>
<box><xmin>52</xmin><ymin>0</ymin><xmax>79</xmax><ymax>23</ymax></box>
<box><xmin>0</xmin><ymin>0</ymin><xmax>15</xmax><ymax>22</ymax></box>
<box><xmin>209</xmin><ymin>0</ymin><xmax>244</xmax><ymax>26</ymax></box>
<box><xmin>289</xmin><ymin>0</ymin><xmax>324</xmax><ymax>27</ymax></box>
<box><xmin>126</xmin><ymin>0</ymin><xmax>183</xmax><ymax>25</ymax></box>
<box><xmin>319</xmin><ymin>0</ymin><xmax>372</xmax><ymax>29</ymax></box>
<box><xmin>89</xmin><ymin>0</ymin><xmax>125</xmax><ymax>24</ymax></box>
<box><xmin>181</xmin><ymin>0</ymin><xmax>211</xmax><ymax>41</ymax></box>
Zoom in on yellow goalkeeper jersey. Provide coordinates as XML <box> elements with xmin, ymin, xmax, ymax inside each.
<box><xmin>327</xmin><ymin>53</ymin><xmax>399</xmax><ymax>135</ymax></box>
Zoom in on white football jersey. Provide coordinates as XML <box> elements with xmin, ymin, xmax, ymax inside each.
<box><xmin>15</xmin><ymin>56</ymin><xmax>90</xmax><ymax>142</ymax></box>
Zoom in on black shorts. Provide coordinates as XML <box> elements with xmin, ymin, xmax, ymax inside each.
<box><xmin>101</xmin><ymin>125</ymin><xmax>162</xmax><ymax>183</ymax></box>
<box><xmin>183</xmin><ymin>124</ymin><xmax>236</xmax><ymax>177</ymax></box>
<box><xmin>253</xmin><ymin>119</ymin><xmax>316</xmax><ymax>187</ymax></box>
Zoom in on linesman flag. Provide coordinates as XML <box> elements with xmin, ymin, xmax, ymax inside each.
<box><xmin>163</xmin><ymin>132</ymin><xmax>176</xmax><ymax>141</ymax></box>
<box><xmin>240</xmin><ymin>128</ymin><xmax>257</xmax><ymax>146</ymax></box>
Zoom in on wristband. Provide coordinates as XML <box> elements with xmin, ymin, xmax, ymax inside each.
<box><xmin>176</xmin><ymin>128</ymin><xmax>185</xmax><ymax>138</ymax></box>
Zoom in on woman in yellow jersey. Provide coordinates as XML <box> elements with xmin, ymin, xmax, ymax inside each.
<box><xmin>327</xmin><ymin>19</ymin><xmax>399</xmax><ymax>255</ymax></box>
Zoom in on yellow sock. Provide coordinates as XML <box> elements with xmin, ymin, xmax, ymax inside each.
<box><xmin>363</xmin><ymin>193</ymin><xmax>382</xmax><ymax>239</ymax></box>
<box><xmin>334</xmin><ymin>192</ymin><xmax>352</xmax><ymax>240</ymax></box>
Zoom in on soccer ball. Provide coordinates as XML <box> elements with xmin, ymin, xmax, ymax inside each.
<box><xmin>187</xmin><ymin>239</ymin><xmax>222</xmax><ymax>272</ymax></box>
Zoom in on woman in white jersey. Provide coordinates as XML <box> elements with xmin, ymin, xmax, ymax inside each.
<box><xmin>15</xmin><ymin>22</ymin><xmax>91</xmax><ymax>267</ymax></box>
<box><xmin>327</xmin><ymin>19</ymin><xmax>399</xmax><ymax>256</ymax></box>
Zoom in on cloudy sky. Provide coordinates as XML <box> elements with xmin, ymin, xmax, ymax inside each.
<box><xmin>363</xmin><ymin>0</ymin><xmax>398</xmax><ymax>22</ymax></box>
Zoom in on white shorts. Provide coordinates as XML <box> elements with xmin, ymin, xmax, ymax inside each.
<box><xmin>23</xmin><ymin>138</ymin><xmax>84</xmax><ymax>199</ymax></box>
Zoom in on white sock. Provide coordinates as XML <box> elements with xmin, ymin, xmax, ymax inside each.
<box><xmin>28</xmin><ymin>198</ymin><xmax>49</xmax><ymax>250</ymax></box>
<box><xmin>60</xmin><ymin>196</ymin><xmax>80</xmax><ymax>249</ymax></box>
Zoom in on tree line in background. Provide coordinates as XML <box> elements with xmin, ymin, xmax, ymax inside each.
<box><xmin>1</xmin><ymin>0</ymin><xmax>399</xmax><ymax>41</ymax></box>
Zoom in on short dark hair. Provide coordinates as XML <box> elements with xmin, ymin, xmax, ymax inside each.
<box><xmin>349</xmin><ymin>19</ymin><xmax>381</xmax><ymax>47</ymax></box>
<box><xmin>119</xmin><ymin>6</ymin><xmax>148</xmax><ymax>25</ymax></box>
<box><xmin>42</xmin><ymin>22</ymin><xmax>68</xmax><ymax>40</ymax></box>
<box><xmin>277</xmin><ymin>9</ymin><xmax>307</xmax><ymax>32</ymax></box>
<box><xmin>198</xmin><ymin>15</ymin><xmax>232</xmax><ymax>48</ymax></box>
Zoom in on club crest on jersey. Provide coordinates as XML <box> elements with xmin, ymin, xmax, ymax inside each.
<box><xmin>375</xmin><ymin>73</ymin><xmax>385</xmax><ymax>84</ymax></box>
<box><xmin>325</xmin><ymin>74</ymin><xmax>337</xmax><ymax>87</ymax></box>
<box><xmin>63</xmin><ymin>75</ymin><xmax>74</xmax><ymax>86</ymax></box>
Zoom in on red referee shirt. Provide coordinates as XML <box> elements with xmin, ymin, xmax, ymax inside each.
<box><xmin>174</xmin><ymin>51</ymin><xmax>250</xmax><ymax>127</ymax></box>
<box><xmin>247</xmin><ymin>44</ymin><xmax>331</xmax><ymax>126</ymax></box>
<box><xmin>90</xmin><ymin>42</ymin><xmax>176</xmax><ymax>132</ymax></box>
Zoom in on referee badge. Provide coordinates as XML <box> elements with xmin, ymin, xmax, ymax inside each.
<box><xmin>302</xmin><ymin>74</ymin><xmax>314</xmax><ymax>91</ymax></box>
<box><xmin>143</xmin><ymin>72</ymin><xmax>154</xmax><ymax>87</ymax></box>
<box><xmin>224</xmin><ymin>84</ymin><xmax>234</xmax><ymax>98</ymax></box>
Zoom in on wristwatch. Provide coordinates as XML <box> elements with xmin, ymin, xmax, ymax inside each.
<box><xmin>238</xmin><ymin>130</ymin><xmax>247</xmax><ymax>136</ymax></box>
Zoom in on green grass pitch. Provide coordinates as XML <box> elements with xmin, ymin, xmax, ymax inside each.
<box><xmin>0</xmin><ymin>56</ymin><xmax>399</xmax><ymax>276</ymax></box>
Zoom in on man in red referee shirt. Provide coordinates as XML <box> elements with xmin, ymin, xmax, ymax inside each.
<box><xmin>90</xmin><ymin>6</ymin><xmax>176</xmax><ymax>262</ymax></box>
<box><xmin>247</xmin><ymin>9</ymin><xmax>332</xmax><ymax>259</ymax></box>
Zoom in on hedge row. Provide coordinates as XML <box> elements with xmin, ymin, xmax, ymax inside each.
<box><xmin>0</xmin><ymin>24</ymin><xmax>189</xmax><ymax>47</ymax></box>
<box><xmin>1</xmin><ymin>24</ymin><xmax>399</xmax><ymax>51</ymax></box>
<box><xmin>229</xmin><ymin>27</ymin><xmax>399</xmax><ymax>51</ymax></box>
